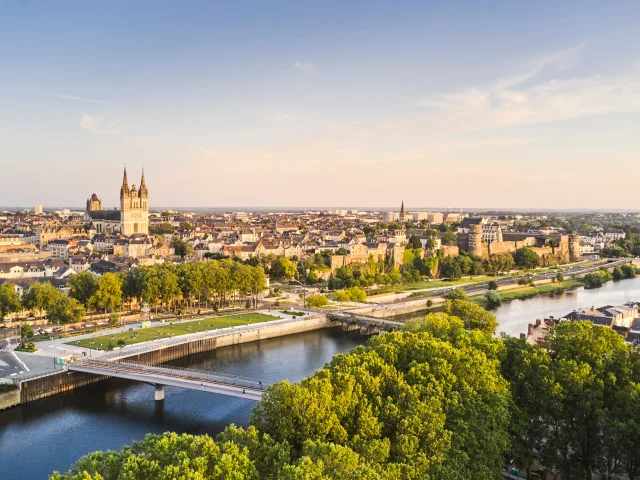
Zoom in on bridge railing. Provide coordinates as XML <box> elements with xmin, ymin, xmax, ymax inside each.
<box><xmin>100</xmin><ymin>315</ymin><xmax>325</xmax><ymax>362</ymax></box>
<box><xmin>69</xmin><ymin>357</ymin><xmax>269</xmax><ymax>391</ymax></box>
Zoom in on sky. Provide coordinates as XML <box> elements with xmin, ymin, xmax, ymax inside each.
<box><xmin>1</xmin><ymin>1</ymin><xmax>639</xmax><ymax>210</ymax></box>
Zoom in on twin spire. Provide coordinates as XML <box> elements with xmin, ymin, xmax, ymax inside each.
<box><xmin>120</xmin><ymin>166</ymin><xmax>148</xmax><ymax>199</ymax></box>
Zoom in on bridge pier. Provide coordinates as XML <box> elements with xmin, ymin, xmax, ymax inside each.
<box><xmin>154</xmin><ymin>385</ymin><xmax>164</xmax><ymax>401</ymax></box>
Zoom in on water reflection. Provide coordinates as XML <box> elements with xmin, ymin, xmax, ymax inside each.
<box><xmin>0</xmin><ymin>327</ymin><xmax>366</xmax><ymax>479</ymax></box>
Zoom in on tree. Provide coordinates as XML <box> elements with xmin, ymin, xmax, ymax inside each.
<box><xmin>89</xmin><ymin>273</ymin><xmax>123</xmax><ymax>314</ymax></box>
<box><xmin>556</xmin><ymin>272</ymin><xmax>564</xmax><ymax>283</ymax></box>
<box><xmin>439</xmin><ymin>257</ymin><xmax>462</xmax><ymax>280</ymax></box>
<box><xmin>445</xmin><ymin>287</ymin><xmax>466</xmax><ymax>301</ymax></box>
<box><xmin>67</xmin><ymin>271</ymin><xmax>98</xmax><ymax>307</ymax></box>
<box><xmin>252</xmin><ymin>328</ymin><xmax>511</xmax><ymax>479</ymax></box>
<box><xmin>488</xmin><ymin>280</ymin><xmax>498</xmax><ymax>290</ymax></box>
<box><xmin>108</xmin><ymin>313</ymin><xmax>119</xmax><ymax>327</ymax></box>
<box><xmin>484</xmin><ymin>290</ymin><xmax>502</xmax><ymax>309</ymax></box>
<box><xmin>22</xmin><ymin>281</ymin><xmax>59</xmax><ymax>318</ymax></box>
<box><xmin>0</xmin><ymin>283</ymin><xmax>21</xmax><ymax>320</ymax></box>
<box><xmin>444</xmin><ymin>299</ymin><xmax>498</xmax><ymax>334</ymax></box>
<box><xmin>305</xmin><ymin>294</ymin><xmax>329</xmax><ymax>308</ymax></box>
<box><xmin>270</xmin><ymin>257</ymin><xmax>298</xmax><ymax>280</ymax></box>
<box><xmin>406</xmin><ymin>235</ymin><xmax>422</xmax><ymax>249</ymax></box>
<box><xmin>47</xmin><ymin>295</ymin><xmax>86</xmax><ymax>325</ymax></box>
<box><xmin>21</xmin><ymin>323</ymin><xmax>34</xmax><ymax>338</ymax></box>
<box><xmin>171</xmin><ymin>237</ymin><xmax>194</xmax><ymax>259</ymax></box>
<box><xmin>514</xmin><ymin>247</ymin><xmax>540</xmax><ymax>269</ymax></box>
<box><xmin>613</xmin><ymin>266</ymin><xmax>624</xmax><ymax>281</ymax></box>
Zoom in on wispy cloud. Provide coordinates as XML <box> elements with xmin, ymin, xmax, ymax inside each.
<box><xmin>80</xmin><ymin>113</ymin><xmax>120</xmax><ymax>135</ymax></box>
<box><xmin>294</xmin><ymin>61</ymin><xmax>316</xmax><ymax>72</ymax></box>
<box><xmin>53</xmin><ymin>92</ymin><xmax>112</xmax><ymax>105</ymax></box>
<box><xmin>420</xmin><ymin>44</ymin><xmax>640</xmax><ymax>132</ymax></box>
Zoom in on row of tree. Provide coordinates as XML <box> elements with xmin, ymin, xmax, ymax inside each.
<box><xmin>0</xmin><ymin>281</ymin><xmax>86</xmax><ymax>325</ymax></box>
<box><xmin>68</xmin><ymin>260</ymin><xmax>268</xmax><ymax>314</ymax></box>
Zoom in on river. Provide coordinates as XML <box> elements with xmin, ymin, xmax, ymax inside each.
<box><xmin>0</xmin><ymin>328</ymin><xmax>367</xmax><ymax>479</ymax></box>
<box><xmin>391</xmin><ymin>276</ymin><xmax>640</xmax><ymax>337</ymax></box>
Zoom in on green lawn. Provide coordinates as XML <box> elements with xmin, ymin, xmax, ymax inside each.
<box><xmin>470</xmin><ymin>280</ymin><xmax>585</xmax><ymax>307</ymax></box>
<box><xmin>67</xmin><ymin>313</ymin><xmax>279</xmax><ymax>350</ymax></box>
<box><xmin>368</xmin><ymin>276</ymin><xmax>498</xmax><ymax>296</ymax></box>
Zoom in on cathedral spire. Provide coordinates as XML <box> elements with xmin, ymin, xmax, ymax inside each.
<box><xmin>140</xmin><ymin>167</ymin><xmax>148</xmax><ymax>198</ymax></box>
<box><xmin>400</xmin><ymin>200</ymin><xmax>405</xmax><ymax>214</ymax></box>
<box><xmin>120</xmin><ymin>166</ymin><xmax>130</xmax><ymax>198</ymax></box>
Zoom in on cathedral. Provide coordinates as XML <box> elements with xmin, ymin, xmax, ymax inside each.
<box><xmin>85</xmin><ymin>167</ymin><xmax>149</xmax><ymax>235</ymax></box>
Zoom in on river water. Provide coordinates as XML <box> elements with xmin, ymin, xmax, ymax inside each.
<box><xmin>392</xmin><ymin>276</ymin><xmax>640</xmax><ymax>337</ymax></box>
<box><xmin>0</xmin><ymin>328</ymin><xmax>367</xmax><ymax>479</ymax></box>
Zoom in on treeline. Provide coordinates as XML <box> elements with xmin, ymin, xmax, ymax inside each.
<box><xmin>51</xmin><ymin>302</ymin><xmax>640</xmax><ymax>479</ymax></box>
<box><xmin>583</xmin><ymin>264</ymin><xmax>637</xmax><ymax>288</ymax></box>
<box><xmin>0</xmin><ymin>281</ymin><xmax>86</xmax><ymax>326</ymax></box>
<box><xmin>71</xmin><ymin>259</ymin><xmax>267</xmax><ymax>313</ymax></box>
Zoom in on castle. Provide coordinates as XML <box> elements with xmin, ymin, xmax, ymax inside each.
<box><xmin>84</xmin><ymin>167</ymin><xmax>149</xmax><ymax>236</ymax></box>
<box><xmin>458</xmin><ymin>223</ymin><xmax>580</xmax><ymax>264</ymax></box>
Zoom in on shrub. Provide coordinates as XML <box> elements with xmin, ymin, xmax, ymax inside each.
<box><xmin>556</xmin><ymin>272</ymin><xmax>564</xmax><ymax>283</ymax></box>
<box><xmin>488</xmin><ymin>280</ymin><xmax>498</xmax><ymax>291</ymax></box>
<box><xmin>445</xmin><ymin>288</ymin><xmax>467</xmax><ymax>301</ymax></box>
<box><xmin>426</xmin><ymin>299</ymin><xmax>434</xmax><ymax>307</ymax></box>
<box><xmin>484</xmin><ymin>290</ymin><xmax>502</xmax><ymax>309</ymax></box>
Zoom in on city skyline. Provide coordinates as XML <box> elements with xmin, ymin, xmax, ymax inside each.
<box><xmin>2</xmin><ymin>1</ymin><xmax>640</xmax><ymax>209</ymax></box>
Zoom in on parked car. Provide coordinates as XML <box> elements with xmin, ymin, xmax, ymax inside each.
<box><xmin>53</xmin><ymin>327</ymin><xmax>64</xmax><ymax>333</ymax></box>
<box><xmin>72</xmin><ymin>325</ymin><xmax>82</xmax><ymax>330</ymax></box>
<box><xmin>85</xmin><ymin>323</ymin><xmax>95</xmax><ymax>328</ymax></box>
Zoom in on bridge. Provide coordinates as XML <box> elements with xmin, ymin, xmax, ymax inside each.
<box><xmin>66</xmin><ymin>357</ymin><xmax>268</xmax><ymax>401</ymax></box>
<box><xmin>327</xmin><ymin>312</ymin><xmax>403</xmax><ymax>334</ymax></box>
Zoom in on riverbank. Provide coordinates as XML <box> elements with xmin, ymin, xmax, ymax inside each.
<box><xmin>470</xmin><ymin>280</ymin><xmax>585</xmax><ymax>308</ymax></box>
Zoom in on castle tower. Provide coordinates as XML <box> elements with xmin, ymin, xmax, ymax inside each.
<box><xmin>469</xmin><ymin>224</ymin><xmax>484</xmax><ymax>257</ymax></box>
<box><xmin>399</xmin><ymin>201</ymin><xmax>406</xmax><ymax>224</ymax></box>
<box><xmin>569</xmin><ymin>233</ymin><xmax>581</xmax><ymax>262</ymax></box>
<box><xmin>120</xmin><ymin>167</ymin><xmax>149</xmax><ymax>236</ymax></box>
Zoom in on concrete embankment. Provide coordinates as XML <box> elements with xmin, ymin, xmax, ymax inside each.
<box><xmin>14</xmin><ymin>315</ymin><xmax>333</xmax><ymax>406</ymax></box>
<box><xmin>0</xmin><ymin>387</ymin><xmax>21</xmax><ymax>410</ymax></box>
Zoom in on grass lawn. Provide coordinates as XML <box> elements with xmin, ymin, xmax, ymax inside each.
<box><xmin>368</xmin><ymin>276</ymin><xmax>498</xmax><ymax>296</ymax></box>
<box><xmin>470</xmin><ymin>280</ymin><xmax>585</xmax><ymax>308</ymax></box>
<box><xmin>67</xmin><ymin>313</ymin><xmax>279</xmax><ymax>350</ymax></box>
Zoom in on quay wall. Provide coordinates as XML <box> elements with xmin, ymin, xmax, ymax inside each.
<box><xmin>16</xmin><ymin>315</ymin><xmax>332</xmax><ymax>405</ymax></box>
<box><xmin>0</xmin><ymin>387</ymin><xmax>21</xmax><ymax>410</ymax></box>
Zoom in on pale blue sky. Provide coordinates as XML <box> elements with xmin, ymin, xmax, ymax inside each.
<box><xmin>1</xmin><ymin>1</ymin><xmax>639</xmax><ymax>209</ymax></box>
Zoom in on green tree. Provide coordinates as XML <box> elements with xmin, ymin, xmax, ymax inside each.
<box><xmin>171</xmin><ymin>237</ymin><xmax>194</xmax><ymax>259</ymax></box>
<box><xmin>47</xmin><ymin>295</ymin><xmax>86</xmax><ymax>325</ymax></box>
<box><xmin>556</xmin><ymin>272</ymin><xmax>564</xmax><ymax>283</ymax></box>
<box><xmin>89</xmin><ymin>273</ymin><xmax>123</xmax><ymax>314</ymax></box>
<box><xmin>67</xmin><ymin>271</ymin><xmax>98</xmax><ymax>307</ymax></box>
<box><xmin>484</xmin><ymin>290</ymin><xmax>502</xmax><ymax>309</ymax></box>
<box><xmin>21</xmin><ymin>323</ymin><xmax>34</xmax><ymax>338</ymax></box>
<box><xmin>0</xmin><ymin>283</ymin><xmax>21</xmax><ymax>320</ymax></box>
<box><xmin>514</xmin><ymin>247</ymin><xmax>540</xmax><ymax>269</ymax></box>
<box><xmin>270</xmin><ymin>257</ymin><xmax>298</xmax><ymax>280</ymax></box>
<box><xmin>21</xmin><ymin>281</ymin><xmax>59</xmax><ymax>318</ymax></box>
<box><xmin>439</xmin><ymin>257</ymin><xmax>462</xmax><ymax>280</ymax></box>
<box><xmin>406</xmin><ymin>235</ymin><xmax>422</xmax><ymax>249</ymax></box>
<box><xmin>443</xmin><ymin>299</ymin><xmax>498</xmax><ymax>334</ymax></box>
<box><xmin>306</xmin><ymin>294</ymin><xmax>329</xmax><ymax>308</ymax></box>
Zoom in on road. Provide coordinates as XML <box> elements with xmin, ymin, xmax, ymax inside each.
<box><xmin>0</xmin><ymin>349</ymin><xmax>28</xmax><ymax>378</ymax></box>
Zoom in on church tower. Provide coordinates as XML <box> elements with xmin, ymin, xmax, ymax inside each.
<box><xmin>120</xmin><ymin>166</ymin><xmax>149</xmax><ymax>235</ymax></box>
<box><xmin>399</xmin><ymin>201</ymin><xmax>406</xmax><ymax>224</ymax></box>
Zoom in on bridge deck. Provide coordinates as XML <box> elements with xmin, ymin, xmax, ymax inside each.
<box><xmin>67</xmin><ymin>359</ymin><xmax>267</xmax><ymax>401</ymax></box>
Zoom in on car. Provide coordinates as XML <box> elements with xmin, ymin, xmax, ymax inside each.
<box><xmin>96</xmin><ymin>321</ymin><xmax>106</xmax><ymax>326</ymax></box>
<box><xmin>72</xmin><ymin>325</ymin><xmax>82</xmax><ymax>330</ymax></box>
<box><xmin>85</xmin><ymin>324</ymin><xmax>95</xmax><ymax>328</ymax></box>
<box><xmin>53</xmin><ymin>328</ymin><xmax>63</xmax><ymax>333</ymax></box>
